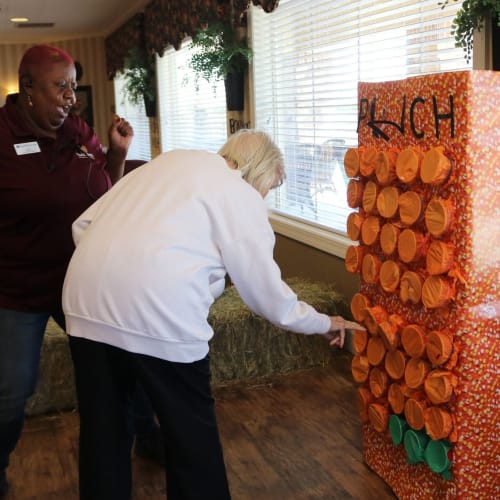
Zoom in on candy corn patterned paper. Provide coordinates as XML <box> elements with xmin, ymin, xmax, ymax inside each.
<box><xmin>346</xmin><ymin>71</ymin><xmax>499</xmax><ymax>499</ymax></box>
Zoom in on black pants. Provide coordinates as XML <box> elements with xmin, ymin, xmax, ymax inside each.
<box><xmin>69</xmin><ymin>337</ymin><xmax>231</xmax><ymax>500</ymax></box>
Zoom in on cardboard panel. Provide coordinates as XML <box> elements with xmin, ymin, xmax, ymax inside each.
<box><xmin>346</xmin><ymin>70</ymin><xmax>500</xmax><ymax>499</ymax></box>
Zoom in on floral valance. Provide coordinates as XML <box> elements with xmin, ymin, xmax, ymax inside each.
<box><xmin>252</xmin><ymin>0</ymin><xmax>280</xmax><ymax>13</ymax></box>
<box><xmin>105</xmin><ymin>0</ymin><xmax>279</xmax><ymax>77</ymax></box>
<box><xmin>105</xmin><ymin>13</ymin><xmax>146</xmax><ymax>79</ymax></box>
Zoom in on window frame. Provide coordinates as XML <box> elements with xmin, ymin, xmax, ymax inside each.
<box><xmin>113</xmin><ymin>73</ymin><xmax>152</xmax><ymax>162</ymax></box>
<box><xmin>155</xmin><ymin>40</ymin><xmax>227</xmax><ymax>154</ymax></box>
<box><xmin>249</xmin><ymin>0</ymin><xmax>480</xmax><ymax>258</ymax></box>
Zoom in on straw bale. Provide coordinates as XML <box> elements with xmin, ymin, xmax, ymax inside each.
<box><xmin>26</xmin><ymin>277</ymin><xmax>346</xmax><ymax>415</ymax></box>
<box><xmin>25</xmin><ymin>320</ymin><xmax>76</xmax><ymax>416</ymax></box>
<box><xmin>208</xmin><ymin>277</ymin><xmax>346</xmax><ymax>385</ymax></box>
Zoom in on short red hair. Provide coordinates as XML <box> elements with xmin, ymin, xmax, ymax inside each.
<box><xmin>18</xmin><ymin>44</ymin><xmax>74</xmax><ymax>79</ymax></box>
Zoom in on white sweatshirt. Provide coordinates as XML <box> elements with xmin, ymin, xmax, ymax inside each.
<box><xmin>62</xmin><ymin>150</ymin><xmax>331</xmax><ymax>362</ymax></box>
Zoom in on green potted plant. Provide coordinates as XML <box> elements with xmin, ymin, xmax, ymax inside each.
<box><xmin>441</xmin><ymin>0</ymin><xmax>500</xmax><ymax>64</ymax></box>
<box><xmin>121</xmin><ymin>46</ymin><xmax>157</xmax><ymax>117</ymax></box>
<box><xmin>189</xmin><ymin>21</ymin><xmax>253</xmax><ymax>111</ymax></box>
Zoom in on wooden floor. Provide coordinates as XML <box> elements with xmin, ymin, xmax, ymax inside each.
<box><xmin>6</xmin><ymin>352</ymin><xmax>396</xmax><ymax>499</ymax></box>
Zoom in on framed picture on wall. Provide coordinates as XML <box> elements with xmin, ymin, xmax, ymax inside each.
<box><xmin>73</xmin><ymin>85</ymin><xmax>94</xmax><ymax>127</ymax></box>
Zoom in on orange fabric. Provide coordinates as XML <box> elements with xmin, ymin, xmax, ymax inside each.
<box><xmin>404</xmin><ymin>392</ymin><xmax>428</xmax><ymax>430</ymax></box>
<box><xmin>344</xmin><ymin>147</ymin><xmax>361</xmax><ymax>178</ymax></box>
<box><xmin>376</xmin><ymin>186</ymin><xmax>400</xmax><ymax>218</ymax></box>
<box><xmin>424</xmin><ymin>406</ymin><xmax>453</xmax><ymax>441</ymax></box>
<box><xmin>449</xmin><ymin>414</ymin><xmax>458</xmax><ymax>443</ymax></box>
<box><xmin>345</xmin><ymin>245</ymin><xmax>364</xmax><ymax>273</ymax></box>
<box><xmin>380</xmin><ymin>222</ymin><xmax>400</xmax><ymax>256</ymax></box>
<box><xmin>424</xmin><ymin>198</ymin><xmax>455</xmax><ymax>238</ymax></box>
<box><xmin>443</xmin><ymin>348</ymin><xmax>459</xmax><ymax>371</ymax></box>
<box><xmin>390</xmin><ymin>313</ymin><xmax>406</xmax><ymax>330</ymax></box>
<box><xmin>401</xmin><ymin>324</ymin><xmax>427</xmax><ymax>358</ymax></box>
<box><xmin>396</xmin><ymin>147</ymin><xmax>423</xmax><ymax>184</ymax></box>
<box><xmin>347</xmin><ymin>179</ymin><xmax>363</xmax><ymax>208</ymax></box>
<box><xmin>426</xmin><ymin>329</ymin><xmax>454</xmax><ymax>366</ymax></box>
<box><xmin>420</xmin><ymin>146</ymin><xmax>452</xmax><ymax>185</ymax></box>
<box><xmin>397</xmin><ymin>229</ymin><xmax>427</xmax><ymax>263</ymax></box>
<box><xmin>399</xmin><ymin>270</ymin><xmax>424</xmax><ymax>305</ymax></box>
<box><xmin>388</xmin><ymin>382</ymin><xmax>410</xmax><ymax>414</ymax></box>
<box><xmin>404</xmin><ymin>357</ymin><xmax>431</xmax><ymax>390</ymax></box>
<box><xmin>368</xmin><ymin>403</ymin><xmax>390</xmax><ymax>433</ymax></box>
<box><xmin>362</xmin><ymin>180</ymin><xmax>379</xmax><ymax>214</ymax></box>
<box><xmin>361</xmin><ymin>253</ymin><xmax>381</xmax><ymax>284</ymax></box>
<box><xmin>369</xmin><ymin>367</ymin><xmax>389</xmax><ymax>398</ymax></box>
<box><xmin>375</xmin><ymin>148</ymin><xmax>399</xmax><ymax>185</ymax></box>
<box><xmin>426</xmin><ymin>240</ymin><xmax>455</xmax><ymax>275</ymax></box>
<box><xmin>384</xmin><ymin>349</ymin><xmax>407</xmax><ymax>381</ymax></box>
<box><xmin>346</xmin><ymin>211</ymin><xmax>364</xmax><ymax>241</ymax></box>
<box><xmin>351</xmin><ymin>355</ymin><xmax>371</xmax><ymax>383</ymax></box>
<box><xmin>379</xmin><ymin>260</ymin><xmax>401</xmax><ymax>293</ymax></box>
<box><xmin>353</xmin><ymin>329</ymin><xmax>369</xmax><ymax>354</ymax></box>
<box><xmin>424</xmin><ymin>369</ymin><xmax>457</xmax><ymax>405</ymax></box>
<box><xmin>356</xmin><ymin>387</ymin><xmax>374</xmax><ymax>423</ymax></box>
<box><xmin>421</xmin><ymin>275</ymin><xmax>455</xmax><ymax>309</ymax></box>
<box><xmin>398</xmin><ymin>191</ymin><xmax>423</xmax><ymax>226</ymax></box>
<box><xmin>359</xmin><ymin>145</ymin><xmax>378</xmax><ymax>177</ymax></box>
<box><xmin>378</xmin><ymin>313</ymin><xmax>405</xmax><ymax>350</ymax></box>
<box><xmin>364</xmin><ymin>305</ymin><xmax>388</xmax><ymax>335</ymax></box>
<box><xmin>367</xmin><ymin>335</ymin><xmax>387</xmax><ymax>366</ymax></box>
<box><xmin>350</xmin><ymin>292</ymin><xmax>371</xmax><ymax>322</ymax></box>
<box><xmin>361</xmin><ymin>215</ymin><xmax>381</xmax><ymax>246</ymax></box>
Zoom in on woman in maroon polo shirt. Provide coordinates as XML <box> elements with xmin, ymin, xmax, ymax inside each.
<box><xmin>0</xmin><ymin>45</ymin><xmax>136</xmax><ymax>496</ymax></box>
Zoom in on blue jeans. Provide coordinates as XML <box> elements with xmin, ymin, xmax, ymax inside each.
<box><xmin>0</xmin><ymin>308</ymin><xmax>65</xmax><ymax>475</ymax></box>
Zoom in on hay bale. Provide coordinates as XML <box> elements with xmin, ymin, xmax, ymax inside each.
<box><xmin>208</xmin><ymin>277</ymin><xmax>346</xmax><ymax>385</ymax></box>
<box><xmin>25</xmin><ymin>320</ymin><xmax>76</xmax><ymax>416</ymax></box>
<box><xmin>26</xmin><ymin>277</ymin><xmax>346</xmax><ymax>415</ymax></box>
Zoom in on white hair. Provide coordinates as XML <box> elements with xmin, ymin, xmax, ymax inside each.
<box><xmin>218</xmin><ymin>129</ymin><xmax>285</xmax><ymax>195</ymax></box>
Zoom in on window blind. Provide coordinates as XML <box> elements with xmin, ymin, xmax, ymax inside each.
<box><xmin>113</xmin><ymin>74</ymin><xmax>152</xmax><ymax>161</ymax></box>
<box><xmin>251</xmin><ymin>0</ymin><xmax>470</xmax><ymax>234</ymax></box>
<box><xmin>156</xmin><ymin>41</ymin><xmax>227</xmax><ymax>153</ymax></box>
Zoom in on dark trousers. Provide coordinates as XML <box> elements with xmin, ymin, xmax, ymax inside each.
<box><xmin>130</xmin><ymin>383</ymin><xmax>158</xmax><ymax>437</ymax></box>
<box><xmin>69</xmin><ymin>337</ymin><xmax>231</xmax><ymax>500</ymax></box>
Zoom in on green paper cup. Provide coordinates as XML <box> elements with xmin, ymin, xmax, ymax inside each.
<box><xmin>404</xmin><ymin>429</ymin><xmax>429</xmax><ymax>464</ymax></box>
<box><xmin>425</xmin><ymin>439</ymin><xmax>452</xmax><ymax>474</ymax></box>
<box><xmin>389</xmin><ymin>414</ymin><xmax>408</xmax><ymax>446</ymax></box>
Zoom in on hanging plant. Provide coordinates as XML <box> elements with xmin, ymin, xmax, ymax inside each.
<box><xmin>189</xmin><ymin>21</ymin><xmax>253</xmax><ymax>82</ymax></box>
<box><xmin>441</xmin><ymin>0</ymin><xmax>500</xmax><ymax>62</ymax></box>
<box><xmin>189</xmin><ymin>21</ymin><xmax>252</xmax><ymax>111</ymax></box>
<box><xmin>121</xmin><ymin>46</ymin><xmax>157</xmax><ymax>117</ymax></box>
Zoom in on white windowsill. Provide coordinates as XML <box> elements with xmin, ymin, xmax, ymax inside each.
<box><xmin>269</xmin><ymin>212</ymin><xmax>351</xmax><ymax>259</ymax></box>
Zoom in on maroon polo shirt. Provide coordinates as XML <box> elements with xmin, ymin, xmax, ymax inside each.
<box><xmin>0</xmin><ymin>94</ymin><xmax>110</xmax><ymax>311</ymax></box>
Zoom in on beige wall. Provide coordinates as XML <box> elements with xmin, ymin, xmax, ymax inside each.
<box><xmin>0</xmin><ymin>38</ymin><xmax>113</xmax><ymax>146</ymax></box>
<box><xmin>274</xmin><ymin>234</ymin><xmax>359</xmax><ymax>318</ymax></box>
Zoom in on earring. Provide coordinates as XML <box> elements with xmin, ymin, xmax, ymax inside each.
<box><xmin>27</xmin><ymin>95</ymin><xmax>33</xmax><ymax>107</ymax></box>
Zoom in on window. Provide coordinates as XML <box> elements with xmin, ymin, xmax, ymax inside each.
<box><xmin>113</xmin><ymin>74</ymin><xmax>152</xmax><ymax>161</ymax></box>
<box><xmin>156</xmin><ymin>41</ymin><xmax>227</xmax><ymax>153</ymax></box>
<box><xmin>251</xmin><ymin>0</ymin><xmax>470</xmax><ymax>256</ymax></box>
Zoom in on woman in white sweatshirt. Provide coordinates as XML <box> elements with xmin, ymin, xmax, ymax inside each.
<box><xmin>62</xmin><ymin>129</ymin><xmax>364</xmax><ymax>500</ymax></box>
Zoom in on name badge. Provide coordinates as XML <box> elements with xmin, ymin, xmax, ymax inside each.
<box><xmin>14</xmin><ymin>141</ymin><xmax>41</xmax><ymax>155</ymax></box>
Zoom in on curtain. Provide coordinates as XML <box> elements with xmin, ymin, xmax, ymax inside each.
<box><xmin>105</xmin><ymin>13</ymin><xmax>145</xmax><ymax>79</ymax></box>
<box><xmin>105</xmin><ymin>0</ymin><xmax>280</xmax><ymax>76</ymax></box>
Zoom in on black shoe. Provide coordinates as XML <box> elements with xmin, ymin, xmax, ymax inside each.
<box><xmin>134</xmin><ymin>427</ymin><xmax>165</xmax><ymax>466</ymax></box>
<box><xmin>0</xmin><ymin>471</ymin><xmax>8</xmax><ymax>498</ymax></box>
